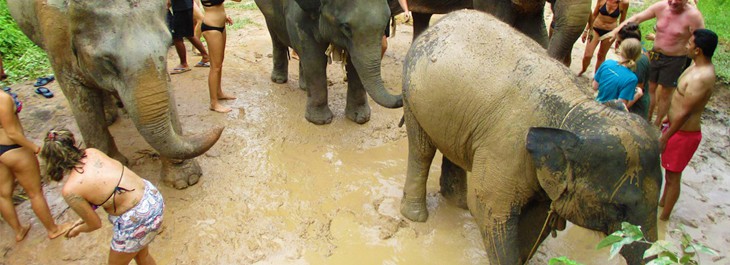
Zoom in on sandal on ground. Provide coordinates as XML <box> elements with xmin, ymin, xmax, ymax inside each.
<box><xmin>170</xmin><ymin>67</ymin><xmax>191</xmax><ymax>75</ymax></box>
<box><xmin>35</xmin><ymin>87</ymin><xmax>54</xmax><ymax>98</ymax></box>
<box><xmin>194</xmin><ymin>61</ymin><xmax>210</xmax><ymax>67</ymax></box>
<box><xmin>33</xmin><ymin>75</ymin><xmax>55</xmax><ymax>87</ymax></box>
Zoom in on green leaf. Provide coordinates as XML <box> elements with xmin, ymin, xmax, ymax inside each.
<box><xmin>691</xmin><ymin>243</ymin><xmax>719</xmax><ymax>256</ymax></box>
<box><xmin>622</xmin><ymin>222</ymin><xmax>645</xmax><ymax>239</ymax></box>
<box><xmin>609</xmin><ymin>242</ymin><xmax>624</xmax><ymax>260</ymax></box>
<box><xmin>679</xmin><ymin>254</ymin><xmax>693</xmax><ymax>264</ymax></box>
<box><xmin>643</xmin><ymin>240</ymin><xmax>674</xmax><ymax>258</ymax></box>
<box><xmin>646</xmin><ymin>256</ymin><xmax>677</xmax><ymax>265</ymax></box>
<box><xmin>597</xmin><ymin>235</ymin><xmax>624</xmax><ymax>249</ymax></box>
<box><xmin>549</xmin><ymin>256</ymin><xmax>583</xmax><ymax>265</ymax></box>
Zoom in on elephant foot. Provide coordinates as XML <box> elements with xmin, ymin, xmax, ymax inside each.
<box><xmin>305</xmin><ymin>105</ymin><xmax>333</xmax><ymax>125</ymax></box>
<box><xmin>160</xmin><ymin>158</ymin><xmax>202</xmax><ymax>189</ymax></box>
<box><xmin>345</xmin><ymin>102</ymin><xmax>371</xmax><ymax>124</ymax></box>
<box><xmin>400</xmin><ymin>195</ymin><xmax>429</xmax><ymax>222</ymax></box>
<box><xmin>271</xmin><ymin>71</ymin><xmax>287</xmax><ymax>84</ymax></box>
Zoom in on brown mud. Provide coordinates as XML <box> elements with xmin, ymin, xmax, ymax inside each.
<box><xmin>1</xmin><ymin>2</ymin><xmax>728</xmax><ymax>264</ymax></box>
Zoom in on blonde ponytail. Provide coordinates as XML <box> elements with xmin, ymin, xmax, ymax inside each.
<box><xmin>618</xmin><ymin>39</ymin><xmax>642</xmax><ymax>71</ymax></box>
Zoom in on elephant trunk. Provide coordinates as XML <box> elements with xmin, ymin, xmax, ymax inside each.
<box><xmin>122</xmin><ymin>63</ymin><xmax>223</xmax><ymax>159</ymax></box>
<box><xmin>349</xmin><ymin>51</ymin><xmax>403</xmax><ymax>108</ymax></box>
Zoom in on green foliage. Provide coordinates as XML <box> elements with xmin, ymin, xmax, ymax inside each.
<box><xmin>228</xmin><ymin>17</ymin><xmax>257</xmax><ymax>31</ymax></box>
<box><xmin>225</xmin><ymin>0</ymin><xmax>258</xmax><ymax>11</ymax></box>
<box><xmin>0</xmin><ymin>0</ymin><xmax>52</xmax><ymax>84</ymax></box>
<box><xmin>548</xmin><ymin>256</ymin><xmax>584</xmax><ymax>265</ymax></box>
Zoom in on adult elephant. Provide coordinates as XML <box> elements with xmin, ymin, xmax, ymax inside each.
<box><xmin>388</xmin><ymin>0</ymin><xmax>590</xmax><ymax>65</ymax></box>
<box><xmin>7</xmin><ymin>0</ymin><xmax>223</xmax><ymax>189</ymax></box>
<box><xmin>256</xmin><ymin>0</ymin><xmax>403</xmax><ymax>125</ymax></box>
<box><xmin>400</xmin><ymin>11</ymin><xmax>660</xmax><ymax>264</ymax></box>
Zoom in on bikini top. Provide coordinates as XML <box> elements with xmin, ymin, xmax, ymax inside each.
<box><xmin>599</xmin><ymin>2</ymin><xmax>621</xmax><ymax>18</ymax></box>
<box><xmin>3</xmin><ymin>90</ymin><xmax>22</xmax><ymax>113</ymax></box>
<box><xmin>90</xmin><ymin>164</ymin><xmax>135</xmax><ymax>213</ymax></box>
<box><xmin>201</xmin><ymin>0</ymin><xmax>224</xmax><ymax>7</ymax></box>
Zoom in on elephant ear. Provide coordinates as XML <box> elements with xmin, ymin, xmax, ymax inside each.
<box><xmin>526</xmin><ymin>127</ymin><xmax>580</xmax><ymax>201</ymax></box>
<box><xmin>294</xmin><ymin>0</ymin><xmax>321</xmax><ymax>13</ymax></box>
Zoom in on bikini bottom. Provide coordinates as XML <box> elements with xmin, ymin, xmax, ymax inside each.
<box><xmin>201</xmin><ymin>22</ymin><xmax>225</xmax><ymax>33</ymax></box>
<box><xmin>0</xmin><ymin>144</ymin><xmax>21</xmax><ymax>156</ymax></box>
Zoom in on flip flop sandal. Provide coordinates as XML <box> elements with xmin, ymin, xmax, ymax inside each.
<box><xmin>35</xmin><ymin>87</ymin><xmax>54</xmax><ymax>98</ymax></box>
<box><xmin>2</xmin><ymin>86</ymin><xmax>10</xmax><ymax>92</ymax></box>
<box><xmin>194</xmin><ymin>61</ymin><xmax>210</xmax><ymax>67</ymax></box>
<box><xmin>170</xmin><ymin>67</ymin><xmax>191</xmax><ymax>74</ymax></box>
<box><xmin>33</xmin><ymin>75</ymin><xmax>55</xmax><ymax>87</ymax></box>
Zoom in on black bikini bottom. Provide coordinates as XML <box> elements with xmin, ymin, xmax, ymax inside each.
<box><xmin>0</xmin><ymin>144</ymin><xmax>21</xmax><ymax>156</ymax></box>
<box><xmin>201</xmin><ymin>22</ymin><xmax>225</xmax><ymax>33</ymax></box>
<box><xmin>593</xmin><ymin>27</ymin><xmax>611</xmax><ymax>37</ymax></box>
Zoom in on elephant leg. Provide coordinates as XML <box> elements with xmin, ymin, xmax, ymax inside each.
<box><xmin>400</xmin><ymin>106</ymin><xmax>436</xmax><ymax>222</ymax></box>
<box><xmin>59</xmin><ymin>79</ymin><xmax>128</xmax><ymax>165</ymax></box>
<box><xmin>300</xmin><ymin>45</ymin><xmax>332</xmax><ymax>125</ymax></box>
<box><xmin>516</xmin><ymin>200</ymin><xmax>552</xmax><ymax>261</ymax></box>
<box><xmin>474</xmin><ymin>0</ymin><xmax>517</xmax><ymax>25</ymax></box>
<box><xmin>160</xmin><ymin>158</ymin><xmax>201</xmax><ymax>189</ymax></box>
<box><xmin>270</xmin><ymin>36</ymin><xmax>289</xmax><ymax>84</ymax></box>
<box><xmin>514</xmin><ymin>11</ymin><xmax>549</xmax><ymax>48</ymax></box>
<box><xmin>344</xmin><ymin>58</ymin><xmax>371</xmax><ymax>124</ymax></box>
<box><xmin>102</xmin><ymin>91</ymin><xmax>119</xmax><ymax>126</ymax></box>
<box><xmin>439</xmin><ymin>156</ymin><xmax>467</xmax><ymax>209</ymax></box>
<box><xmin>411</xmin><ymin>12</ymin><xmax>433</xmax><ymax>40</ymax></box>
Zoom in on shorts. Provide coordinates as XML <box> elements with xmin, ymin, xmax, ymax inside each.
<box><xmin>172</xmin><ymin>8</ymin><xmax>194</xmax><ymax>39</ymax></box>
<box><xmin>648</xmin><ymin>50</ymin><xmax>688</xmax><ymax>88</ymax></box>
<box><xmin>661</xmin><ymin>124</ymin><xmax>702</xmax><ymax>173</ymax></box>
<box><xmin>108</xmin><ymin>180</ymin><xmax>165</xmax><ymax>253</ymax></box>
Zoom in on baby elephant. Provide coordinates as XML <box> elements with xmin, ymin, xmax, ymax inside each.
<box><xmin>400</xmin><ymin>10</ymin><xmax>661</xmax><ymax>265</ymax></box>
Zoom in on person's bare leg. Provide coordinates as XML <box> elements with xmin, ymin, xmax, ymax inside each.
<box><xmin>108</xmin><ymin>249</ymin><xmax>138</xmax><ymax>265</ymax></box>
<box><xmin>192</xmin><ymin>1</ymin><xmax>204</xmax><ymax>54</ymax></box>
<box><xmin>381</xmin><ymin>35</ymin><xmax>388</xmax><ymax>58</ymax></box>
<box><xmin>659</xmin><ymin>170</ymin><xmax>682</xmax><ymax>221</ymax></box>
<box><xmin>578</xmin><ymin>31</ymin><xmax>599</xmax><ymax>76</ymax></box>
<box><xmin>594</xmin><ymin>39</ymin><xmax>613</xmax><ymax>73</ymax></box>
<box><xmin>186</xmin><ymin>36</ymin><xmax>209</xmax><ymax>63</ymax></box>
<box><xmin>133</xmin><ymin>246</ymin><xmax>157</xmax><ymax>265</ymax></box>
<box><xmin>653</xmin><ymin>85</ymin><xmax>675</xmax><ymax>127</ymax></box>
<box><xmin>203</xmin><ymin>30</ymin><xmax>231</xmax><ymax>113</ymax></box>
<box><xmin>173</xmin><ymin>38</ymin><xmax>189</xmax><ymax>70</ymax></box>
<box><xmin>1</xmin><ymin>149</ymin><xmax>71</xmax><ymax>239</ymax></box>
<box><xmin>217</xmin><ymin>30</ymin><xmax>235</xmax><ymax>100</ymax></box>
<box><xmin>647</xmin><ymin>81</ymin><xmax>658</xmax><ymax>123</ymax></box>
<box><xmin>0</xmin><ymin>164</ymin><xmax>30</xmax><ymax>242</ymax></box>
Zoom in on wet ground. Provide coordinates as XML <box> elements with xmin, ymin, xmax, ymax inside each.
<box><xmin>1</xmin><ymin>2</ymin><xmax>728</xmax><ymax>264</ymax></box>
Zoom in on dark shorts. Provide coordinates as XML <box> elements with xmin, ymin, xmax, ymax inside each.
<box><xmin>172</xmin><ymin>8</ymin><xmax>194</xmax><ymax>39</ymax></box>
<box><xmin>648</xmin><ymin>50</ymin><xmax>688</xmax><ymax>88</ymax></box>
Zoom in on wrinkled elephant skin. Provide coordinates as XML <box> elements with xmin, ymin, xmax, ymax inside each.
<box><xmin>401</xmin><ymin>11</ymin><xmax>660</xmax><ymax>264</ymax></box>
<box><xmin>7</xmin><ymin>0</ymin><xmax>223</xmax><ymax>189</ymax></box>
<box><xmin>256</xmin><ymin>0</ymin><xmax>403</xmax><ymax>125</ymax></box>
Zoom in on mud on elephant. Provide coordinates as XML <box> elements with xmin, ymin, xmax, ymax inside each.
<box><xmin>388</xmin><ymin>0</ymin><xmax>590</xmax><ymax>66</ymax></box>
<box><xmin>256</xmin><ymin>0</ymin><xmax>403</xmax><ymax>125</ymax></box>
<box><xmin>400</xmin><ymin>11</ymin><xmax>660</xmax><ymax>264</ymax></box>
<box><xmin>7</xmin><ymin>0</ymin><xmax>223</xmax><ymax>189</ymax></box>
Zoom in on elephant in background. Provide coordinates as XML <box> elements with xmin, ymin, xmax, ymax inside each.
<box><xmin>255</xmin><ymin>0</ymin><xmax>403</xmax><ymax>125</ymax></box>
<box><xmin>400</xmin><ymin>11</ymin><xmax>660</xmax><ymax>264</ymax></box>
<box><xmin>8</xmin><ymin>0</ymin><xmax>223</xmax><ymax>189</ymax></box>
<box><xmin>388</xmin><ymin>0</ymin><xmax>590</xmax><ymax>65</ymax></box>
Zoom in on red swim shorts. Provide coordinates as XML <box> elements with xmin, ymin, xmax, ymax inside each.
<box><xmin>661</xmin><ymin>127</ymin><xmax>702</xmax><ymax>173</ymax></box>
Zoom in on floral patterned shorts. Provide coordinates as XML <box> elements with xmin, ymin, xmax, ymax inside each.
<box><xmin>108</xmin><ymin>180</ymin><xmax>164</xmax><ymax>253</ymax></box>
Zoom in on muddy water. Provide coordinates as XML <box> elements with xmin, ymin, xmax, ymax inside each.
<box><xmin>2</xmin><ymin>2</ymin><xmax>729</xmax><ymax>264</ymax></box>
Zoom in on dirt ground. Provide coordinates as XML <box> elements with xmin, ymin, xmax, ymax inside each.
<box><xmin>1</xmin><ymin>3</ymin><xmax>728</xmax><ymax>265</ymax></box>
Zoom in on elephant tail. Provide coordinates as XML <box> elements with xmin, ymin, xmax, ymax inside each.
<box><xmin>398</xmin><ymin>115</ymin><xmax>405</xmax><ymax>127</ymax></box>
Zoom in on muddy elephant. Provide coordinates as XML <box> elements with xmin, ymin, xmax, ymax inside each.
<box><xmin>256</xmin><ymin>0</ymin><xmax>403</xmax><ymax>125</ymax></box>
<box><xmin>7</xmin><ymin>0</ymin><xmax>223</xmax><ymax>189</ymax></box>
<box><xmin>388</xmin><ymin>0</ymin><xmax>589</xmax><ymax>65</ymax></box>
<box><xmin>400</xmin><ymin>11</ymin><xmax>660</xmax><ymax>264</ymax></box>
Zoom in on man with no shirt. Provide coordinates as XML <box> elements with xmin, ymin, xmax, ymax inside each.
<box><xmin>608</xmin><ymin>0</ymin><xmax>704</xmax><ymax>127</ymax></box>
<box><xmin>657</xmin><ymin>29</ymin><xmax>717</xmax><ymax>221</ymax></box>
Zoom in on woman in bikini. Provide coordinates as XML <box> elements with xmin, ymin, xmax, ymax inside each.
<box><xmin>0</xmin><ymin>91</ymin><xmax>72</xmax><ymax>242</ymax></box>
<box><xmin>40</xmin><ymin>128</ymin><xmax>164</xmax><ymax>265</ymax></box>
<box><xmin>201</xmin><ymin>0</ymin><xmax>240</xmax><ymax>113</ymax></box>
<box><xmin>578</xmin><ymin>0</ymin><xmax>629</xmax><ymax>76</ymax></box>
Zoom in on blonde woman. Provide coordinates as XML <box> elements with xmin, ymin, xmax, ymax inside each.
<box><xmin>592</xmin><ymin>38</ymin><xmax>643</xmax><ymax>109</ymax></box>
<box><xmin>0</xmin><ymin>92</ymin><xmax>72</xmax><ymax>242</ymax></box>
<box><xmin>201</xmin><ymin>0</ymin><xmax>240</xmax><ymax>113</ymax></box>
<box><xmin>40</xmin><ymin>128</ymin><xmax>164</xmax><ymax>265</ymax></box>
<box><xmin>578</xmin><ymin>0</ymin><xmax>629</xmax><ymax>76</ymax></box>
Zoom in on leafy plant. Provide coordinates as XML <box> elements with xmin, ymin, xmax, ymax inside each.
<box><xmin>548</xmin><ymin>256</ymin><xmax>584</xmax><ymax>265</ymax></box>
<box><xmin>0</xmin><ymin>0</ymin><xmax>52</xmax><ymax>84</ymax></box>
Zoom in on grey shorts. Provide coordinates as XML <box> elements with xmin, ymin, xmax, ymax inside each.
<box><xmin>648</xmin><ymin>50</ymin><xmax>688</xmax><ymax>88</ymax></box>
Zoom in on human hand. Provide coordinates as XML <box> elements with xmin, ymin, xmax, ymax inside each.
<box><xmin>226</xmin><ymin>16</ymin><xmax>234</xmax><ymax>26</ymax></box>
<box><xmin>65</xmin><ymin>226</ymin><xmax>81</xmax><ymax>238</ymax></box>
<box><xmin>646</xmin><ymin>33</ymin><xmax>655</xmax><ymax>41</ymax></box>
<box><xmin>658</xmin><ymin>136</ymin><xmax>667</xmax><ymax>153</ymax></box>
<box><xmin>403</xmin><ymin>11</ymin><xmax>412</xmax><ymax>22</ymax></box>
<box><xmin>581</xmin><ymin>31</ymin><xmax>588</xmax><ymax>43</ymax></box>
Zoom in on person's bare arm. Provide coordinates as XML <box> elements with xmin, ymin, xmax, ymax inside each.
<box><xmin>582</xmin><ymin>1</ymin><xmax>602</xmax><ymax>42</ymax></box>
<box><xmin>658</xmin><ymin>76</ymin><xmax>712</xmax><ymax>152</ymax></box>
<box><xmin>607</xmin><ymin>1</ymin><xmax>661</xmax><ymax>41</ymax></box>
<box><xmin>627</xmin><ymin>87</ymin><xmax>643</xmax><ymax>108</ymax></box>
<box><xmin>63</xmin><ymin>189</ymin><xmax>102</xmax><ymax>238</ymax></box>
<box><xmin>592</xmin><ymin>79</ymin><xmax>599</xmax><ymax>91</ymax></box>
<box><xmin>0</xmin><ymin>95</ymin><xmax>40</xmax><ymax>153</ymax></box>
<box><xmin>397</xmin><ymin>0</ymin><xmax>411</xmax><ymax>21</ymax></box>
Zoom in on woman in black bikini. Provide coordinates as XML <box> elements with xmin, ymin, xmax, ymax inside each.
<box><xmin>0</xmin><ymin>91</ymin><xmax>72</xmax><ymax>242</ymax></box>
<box><xmin>40</xmin><ymin>128</ymin><xmax>164</xmax><ymax>265</ymax></box>
<box><xmin>578</xmin><ymin>0</ymin><xmax>629</xmax><ymax>76</ymax></box>
<box><xmin>201</xmin><ymin>0</ymin><xmax>240</xmax><ymax>113</ymax></box>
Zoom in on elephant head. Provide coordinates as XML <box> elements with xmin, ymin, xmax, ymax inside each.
<box><xmin>527</xmin><ymin>124</ymin><xmax>661</xmax><ymax>264</ymax></box>
<box><xmin>67</xmin><ymin>0</ymin><xmax>222</xmax><ymax>159</ymax></box>
<box><xmin>295</xmin><ymin>0</ymin><xmax>402</xmax><ymax>108</ymax></box>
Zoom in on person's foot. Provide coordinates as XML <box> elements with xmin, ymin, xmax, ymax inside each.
<box><xmin>16</xmin><ymin>225</ymin><xmax>31</xmax><ymax>242</ymax></box>
<box><xmin>48</xmin><ymin>222</ymin><xmax>74</xmax><ymax>239</ymax></box>
<box><xmin>218</xmin><ymin>93</ymin><xmax>237</xmax><ymax>100</ymax></box>
<box><xmin>210</xmin><ymin>104</ymin><xmax>232</xmax><ymax>113</ymax></box>
<box><xmin>577</xmin><ymin>70</ymin><xmax>585</xmax><ymax>76</ymax></box>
